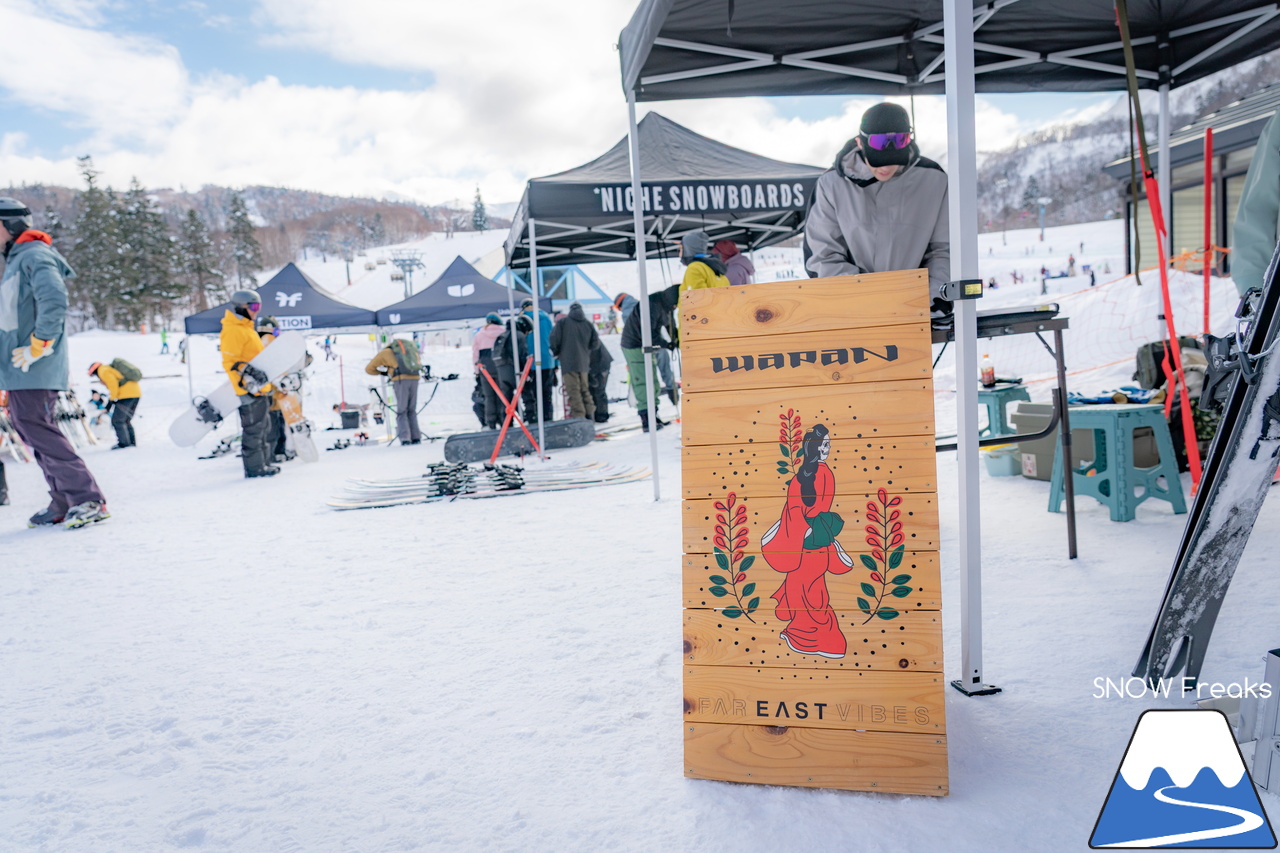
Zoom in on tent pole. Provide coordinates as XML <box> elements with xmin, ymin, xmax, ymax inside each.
<box><xmin>628</xmin><ymin>90</ymin><xmax>661</xmax><ymax>501</ymax></box>
<box><xmin>505</xmin><ymin>266</ymin><xmax>521</xmax><ymax>411</ymax></box>
<box><xmin>529</xmin><ymin>220</ymin><xmax>547</xmax><ymax>455</ymax></box>
<box><xmin>946</xmin><ymin>0</ymin><xmax>998</xmax><ymax>697</ymax></box>
<box><xmin>1158</xmin><ymin>81</ymin><xmax>1172</xmax><ymax>261</ymax></box>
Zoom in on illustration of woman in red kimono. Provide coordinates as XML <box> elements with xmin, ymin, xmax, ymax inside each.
<box><xmin>761</xmin><ymin>424</ymin><xmax>854</xmax><ymax>658</ymax></box>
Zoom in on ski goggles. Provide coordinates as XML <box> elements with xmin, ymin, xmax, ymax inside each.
<box><xmin>864</xmin><ymin>131</ymin><xmax>912</xmax><ymax>151</ymax></box>
<box><xmin>247</xmin><ymin>302</ymin><xmax>262</xmax><ymax>311</ymax></box>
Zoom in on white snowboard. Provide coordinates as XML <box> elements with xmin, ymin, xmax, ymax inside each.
<box><xmin>168</xmin><ymin>331</ymin><xmax>307</xmax><ymax>448</ymax></box>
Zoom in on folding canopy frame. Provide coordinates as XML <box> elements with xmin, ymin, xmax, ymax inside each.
<box><xmin>504</xmin><ymin>113</ymin><xmax>825</xmax><ymax>495</ymax></box>
<box><xmin>619</xmin><ymin>0</ymin><xmax>1280</xmax><ymax>695</ymax></box>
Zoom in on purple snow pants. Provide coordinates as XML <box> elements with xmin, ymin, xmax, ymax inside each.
<box><xmin>7</xmin><ymin>389</ymin><xmax>106</xmax><ymax>512</ymax></box>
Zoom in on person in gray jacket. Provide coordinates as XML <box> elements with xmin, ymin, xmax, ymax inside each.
<box><xmin>803</xmin><ymin>103</ymin><xmax>949</xmax><ymax>309</ymax></box>
<box><xmin>0</xmin><ymin>197</ymin><xmax>109</xmax><ymax>529</ymax></box>
<box><xmin>550</xmin><ymin>301</ymin><xmax>601</xmax><ymax>420</ymax></box>
<box><xmin>1233</xmin><ymin>113</ymin><xmax>1280</xmax><ymax>296</ymax></box>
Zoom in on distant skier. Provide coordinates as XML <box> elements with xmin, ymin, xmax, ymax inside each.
<box><xmin>621</xmin><ymin>284</ymin><xmax>679</xmax><ymax>433</ymax></box>
<box><xmin>88</xmin><ymin>360</ymin><xmax>141</xmax><ymax>449</ymax></box>
<box><xmin>159</xmin><ymin>328</ymin><xmax>169</xmax><ymax>354</ymax></box>
<box><xmin>221</xmin><ymin>288</ymin><xmax>278</xmax><ymax>478</ymax></box>
<box><xmin>587</xmin><ymin>338</ymin><xmax>613</xmax><ymax>424</ymax></box>
<box><xmin>520</xmin><ymin>298</ymin><xmax>557</xmax><ymax>423</ymax></box>
<box><xmin>471</xmin><ymin>313</ymin><xmax>504</xmax><ymax>429</ymax></box>
<box><xmin>365</xmin><ymin>338</ymin><xmax>423</xmax><ymax>445</ymax></box>
<box><xmin>713</xmin><ymin>239</ymin><xmax>754</xmax><ymax>286</ymax></box>
<box><xmin>0</xmin><ymin>197</ymin><xmax>109</xmax><ymax>527</ymax></box>
<box><xmin>323</xmin><ymin>335</ymin><xmax>335</xmax><ymax>361</ymax></box>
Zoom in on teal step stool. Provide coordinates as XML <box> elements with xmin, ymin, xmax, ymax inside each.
<box><xmin>978</xmin><ymin>382</ymin><xmax>1031</xmax><ymax>437</ymax></box>
<box><xmin>1049</xmin><ymin>403</ymin><xmax>1187</xmax><ymax>521</ymax></box>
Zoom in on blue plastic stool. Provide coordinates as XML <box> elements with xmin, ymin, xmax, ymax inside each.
<box><xmin>1048</xmin><ymin>403</ymin><xmax>1187</xmax><ymax>522</ymax></box>
<box><xmin>977</xmin><ymin>382</ymin><xmax>1031</xmax><ymax>437</ymax></box>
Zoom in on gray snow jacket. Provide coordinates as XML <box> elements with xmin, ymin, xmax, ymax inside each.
<box><xmin>0</xmin><ymin>233</ymin><xmax>75</xmax><ymax>391</ymax></box>
<box><xmin>1232</xmin><ymin>113</ymin><xmax>1280</xmax><ymax>296</ymax></box>
<box><xmin>802</xmin><ymin>140</ymin><xmax>949</xmax><ymax>291</ymax></box>
<box><xmin>550</xmin><ymin>303</ymin><xmax>601</xmax><ymax>373</ymax></box>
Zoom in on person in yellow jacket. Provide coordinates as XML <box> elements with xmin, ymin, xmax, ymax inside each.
<box><xmin>677</xmin><ymin>230</ymin><xmax>732</xmax><ymax>292</ymax></box>
<box><xmin>220</xmin><ymin>288</ymin><xmax>277</xmax><ymax>478</ymax></box>
<box><xmin>88</xmin><ymin>360</ymin><xmax>141</xmax><ymax>449</ymax></box>
<box><xmin>366</xmin><ymin>339</ymin><xmax>422</xmax><ymax>444</ymax></box>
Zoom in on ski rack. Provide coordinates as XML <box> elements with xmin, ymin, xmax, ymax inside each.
<box><xmin>933</xmin><ymin>307</ymin><xmax>1077</xmax><ymax>558</ymax></box>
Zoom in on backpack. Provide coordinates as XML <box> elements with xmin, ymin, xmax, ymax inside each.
<box><xmin>390</xmin><ymin>339</ymin><xmax>421</xmax><ymax>375</ymax></box>
<box><xmin>1133</xmin><ymin>336</ymin><xmax>1200</xmax><ymax>389</ymax></box>
<box><xmin>110</xmin><ymin>358</ymin><xmax>143</xmax><ymax>383</ymax></box>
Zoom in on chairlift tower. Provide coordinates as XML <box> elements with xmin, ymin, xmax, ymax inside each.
<box><xmin>390</xmin><ymin>250</ymin><xmax>426</xmax><ymax>298</ymax></box>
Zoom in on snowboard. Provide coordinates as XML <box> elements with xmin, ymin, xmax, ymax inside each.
<box><xmin>327</xmin><ymin>462</ymin><xmax>648</xmax><ymax>509</ymax></box>
<box><xmin>168</xmin><ymin>331</ymin><xmax>306</xmax><ymax>447</ymax></box>
<box><xmin>442</xmin><ymin>417</ymin><xmax>596</xmax><ymax>464</ymax></box>
<box><xmin>1134</xmin><ymin>239</ymin><xmax>1280</xmax><ymax>688</ymax></box>
<box><xmin>276</xmin><ymin>388</ymin><xmax>318</xmax><ymax>463</ymax></box>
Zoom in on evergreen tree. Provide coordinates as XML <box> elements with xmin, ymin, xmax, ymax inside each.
<box><xmin>117</xmin><ymin>178</ymin><xmax>181</xmax><ymax>325</ymax></box>
<box><xmin>178</xmin><ymin>209</ymin><xmax>224</xmax><ymax>311</ymax></box>
<box><xmin>40</xmin><ymin>205</ymin><xmax>65</xmax><ymax>241</ymax></box>
<box><xmin>370</xmin><ymin>212</ymin><xmax>386</xmax><ymax>246</ymax></box>
<box><xmin>472</xmin><ymin>186</ymin><xmax>488</xmax><ymax>231</ymax></box>
<box><xmin>1020</xmin><ymin>176</ymin><xmax>1042</xmax><ymax>211</ymax></box>
<box><xmin>66</xmin><ymin>156</ymin><xmax>122</xmax><ymax>326</ymax></box>
<box><xmin>226</xmin><ymin>191</ymin><xmax>263</xmax><ymax>287</ymax></box>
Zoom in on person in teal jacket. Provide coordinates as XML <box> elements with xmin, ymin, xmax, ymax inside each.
<box><xmin>0</xmin><ymin>197</ymin><xmax>108</xmax><ymax>528</ymax></box>
<box><xmin>1233</xmin><ymin>113</ymin><xmax>1280</xmax><ymax>295</ymax></box>
<box><xmin>520</xmin><ymin>298</ymin><xmax>558</xmax><ymax>422</ymax></box>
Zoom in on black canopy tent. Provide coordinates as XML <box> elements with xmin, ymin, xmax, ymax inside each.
<box><xmin>184</xmin><ymin>263</ymin><xmax>377</xmax><ymax>335</ymax></box>
<box><xmin>504</xmin><ymin>112</ymin><xmax>824</xmax><ymax>268</ymax></box>
<box><xmin>375</xmin><ymin>256</ymin><xmax>550</xmax><ymax>328</ymax></box>
<box><xmin>617</xmin><ymin>0</ymin><xmax>1280</xmax><ymax>695</ymax></box>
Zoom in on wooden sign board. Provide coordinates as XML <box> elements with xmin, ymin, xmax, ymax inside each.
<box><xmin>679</xmin><ymin>270</ymin><xmax>947</xmax><ymax>796</ymax></box>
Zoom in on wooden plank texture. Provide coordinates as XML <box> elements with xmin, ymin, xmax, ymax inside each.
<box><xmin>683</xmin><ymin>550</ymin><xmax>941</xmax><ymax>610</ymax></box>
<box><xmin>684</xmin><ymin>723</ymin><xmax>948</xmax><ymax>795</ymax></box>
<box><xmin>683</xmin><ymin>437</ymin><xmax>937</xmax><ymax>499</ymax></box>
<box><xmin>683</xmin><ymin>608</ymin><xmax>942</xmax><ymax>671</ymax></box>
<box><xmin>682</xmin><ymin>491</ymin><xmax>939</xmax><ymax>554</ymax></box>
<box><xmin>681</xmin><ymin>380</ymin><xmax>935</xmax><ymax>446</ymax></box>
<box><xmin>681</xmin><ymin>324</ymin><xmax>932</xmax><ymax>394</ymax></box>
<box><xmin>680</xmin><ymin>270</ymin><xmax>930</xmax><ymax>344</ymax></box>
<box><xmin>683</xmin><ymin>666</ymin><xmax>946</xmax><ymax>734</ymax></box>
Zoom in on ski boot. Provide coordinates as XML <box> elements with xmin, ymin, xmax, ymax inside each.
<box><xmin>28</xmin><ymin>506</ymin><xmax>66</xmax><ymax>527</ymax></box>
<box><xmin>64</xmin><ymin>501</ymin><xmax>109</xmax><ymax>529</ymax></box>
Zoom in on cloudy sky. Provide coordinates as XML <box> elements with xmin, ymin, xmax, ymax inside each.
<box><xmin>0</xmin><ymin>0</ymin><xmax>1118</xmax><ymax>206</ymax></box>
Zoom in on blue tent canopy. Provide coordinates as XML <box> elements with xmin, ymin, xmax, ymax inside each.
<box><xmin>375</xmin><ymin>256</ymin><xmax>550</xmax><ymax>327</ymax></box>
<box><xmin>184</xmin><ymin>263</ymin><xmax>377</xmax><ymax>334</ymax></box>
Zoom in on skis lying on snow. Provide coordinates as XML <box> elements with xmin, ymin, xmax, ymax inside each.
<box><xmin>326</xmin><ymin>461</ymin><xmax>648</xmax><ymax>509</ymax></box>
<box><xmin>1134</xmin><ymin>239</ymin><xmax>1280</xmax><ymax>688</ymax></box>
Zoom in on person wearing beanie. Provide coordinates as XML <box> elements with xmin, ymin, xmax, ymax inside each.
<box><xmin>472</xmin><ymin>312</ymin><xmax>505</xmax><ymax>428</ymax></box>
<box><xmin>803</xmin><ymin>102</ymin><xmax>949</xmax><ymax>306</ymax></box>
<box><xmin>88</xmin><ymin>361</ymin><xmax>141</xmax><ymax>449</ymax></box>
<box><xmin>520</xmin><ymin>298</ymin><xmax>558</xmax><ymax>423</ymax></box>
<box><xmin>677</xmin><ymin>230</ymin><xmax>731</xmax><ymax>292</ymax></box>
<box><xmin>0</xmin><ymin>198</ymin><xmax>109</xmax><ymax>527</ymax></box>
<box><xmin>713</xmin><ymin>239</ymin><xmax>755</xmax><ymax>286</ymax></box>
<box><xmin>549</xmin><ymin>301</ymin><xmax>600</xmax><ymax>420</ymax></box>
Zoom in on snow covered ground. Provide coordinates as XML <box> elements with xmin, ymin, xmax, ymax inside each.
<box><xmin>3</xmin><ymin>220</ymin><xmax>1278</xmax><ymax>852</ymax></box>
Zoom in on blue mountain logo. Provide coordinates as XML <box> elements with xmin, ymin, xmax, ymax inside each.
<box><xmin>1091</xmin><ymin>709</ymin><xmax>1276</xmax><ymax>848</ymax></box>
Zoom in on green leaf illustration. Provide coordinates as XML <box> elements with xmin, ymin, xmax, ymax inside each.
<box><xmin>860</xmin><ymin>582</ymin><xmax>877</xmax><ymax>597</ymax></box>
<box><xmin>708</xmin><ymin>575</ymin><xmax>728</xmax><ymax>585</ymax></box>
<box><xmin>891</xmin><ymin>586</ymin><xmax>913</xmax><ymax>598</ymax></box>
<box><xmin>777</xmin><ymin>466</ymin><xmax>789</xmax><ymax>474</ymax></box>
<box><xmin>739</xmin><ymin>555</ymin><xmax>755</xmax><ymax>571</ymax></box>
<box><xmin>723</xmin><ymin>607</ymin><xmax>743</xmax><ymax>619</ymax></box>
<box><xmin>889</xmin><ymin>546</ymin><xmax>905</xmax><ymax>570</ymax></box>
<box><xmin>876</xmin><ymin>608</ymin><xmax>899</xmax><ymax>620</ymax></box>
<box><xmin>891</xmin><ymin>574</ymin><xmax>912</xmax><ymax>585</ymax></box>
<box><xmin>779</xmin><ymin>443</ymin><xmax>791</xmax><ymax>458</ymax></box>
<box><xmin>747</xmin><ymin>597</ymin><xmax>761</xmax><ymax>611</ymax></box>
<box><xmin>860</xmin><ymin>554</ymin><xmax>877</xmax><ymax>571</ymax></box>
<box><xmin>741</xmin><ymin>582</ymin><xmax>756</xmax><ymax>597</ymax></box>
<box><xmin>856</xmin><ymin>596</ymin><xmax>871</xmax><ymax>613</ymax></box>
<box><xmin>709</xmin><ymin>586</ymin><xmax>728</xmax><ymax>597</ymax></box>
<box><xmin>714</xmin><ymin>552</ymin><xmax>729</xmax><ymax>571</ymax></box>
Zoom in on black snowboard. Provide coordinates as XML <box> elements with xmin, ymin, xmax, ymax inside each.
<box><xmin>443</xmin><ymin>418</ymin><xmax>596</xmax><ymax>464</ymax></box>
<box><xmin>1134</xmin><ymin>239</ymin><xmax>1280</xmax><ymax>688</ymax></box>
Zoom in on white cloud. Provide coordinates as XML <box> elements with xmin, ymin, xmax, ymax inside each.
<box><xmin>0</xmin><ymin>0</ymin><xmax>1031</xmax><ymax>205</ymax></box>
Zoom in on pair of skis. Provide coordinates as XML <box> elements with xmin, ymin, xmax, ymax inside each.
<box><xmin>1135</xmin><ymin>240</ymin><xmax>1280</xmax><ymax>688</ymax></box>
<box><xmin>327</xmin><ymin>461</ymin><xmax>648</xmax><ymax>510</ymax></box>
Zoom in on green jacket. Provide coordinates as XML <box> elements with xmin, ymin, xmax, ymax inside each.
<box><xmin>0</xmin><ymin>232</ymin><xmax>75</xmax><ymax>391</ymax></box>
<box><xmin>1233</xmin><ymin>114</ymin><xmax>1280</xmax><ymax>295</ymax></box>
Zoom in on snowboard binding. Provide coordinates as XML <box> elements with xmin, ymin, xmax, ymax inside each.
<box><xmin>194</xmin><ymin>397</ymin><xmax>223</xmax><ymax>425</ymax></box>
<box><xmin>1202</xmin><ymin>288</ymin><xmax>1280</xmax><ymax>411</ymax></box>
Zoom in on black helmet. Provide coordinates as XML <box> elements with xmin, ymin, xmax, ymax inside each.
<box><xmin>256</xmin><ymin>315</ymin><xmax>279</xmax><ymax>332</ymax></box>
<box><xmin>515</xmin><ymin>315</ymin><xmax>533</xmax><ymax>334</ymax></box>
<box><xmin>230</xmin><ymin>289</ymin><xmax>261</xmax><ymax>308</ymax></box>
<box><xmin>0</xmin><ymin>197</ymin><xmax>33</xmax><ymax>240</ymax></box>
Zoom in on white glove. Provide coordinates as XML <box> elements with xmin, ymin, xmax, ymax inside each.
<box><xmin>11</xmin><ymin>336</ymin><xmax>54</xmax><ymax>372</ymax></box>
